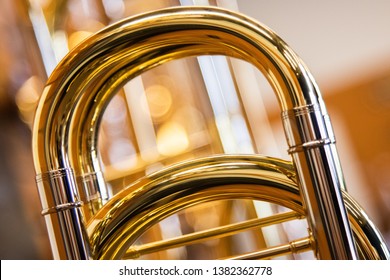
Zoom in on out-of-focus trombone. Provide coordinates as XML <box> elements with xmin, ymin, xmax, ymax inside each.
<box><xmin>31</xmin><ymin>6</ymin><xmax>390</xmax><ymax>260</ymax></box>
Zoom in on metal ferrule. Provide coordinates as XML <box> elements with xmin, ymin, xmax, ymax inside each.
<box><xmin>36</xmin><ymin>168</ymin><xmax>90</xmax><ymax>259</ymax></box>
<box><xmin>36</xmin><ymin>168</ymin><xmax>80</xmax><ymax>215</ymax></box>
<box><xmin>282</xmin><ymin>104</ymin><xmax>336</xmax><ymax>154</ymax></box>
<box><xmin>79</xmin><ymin>171</ymin><xmax>108</xmax><ymax>215</ymax></box>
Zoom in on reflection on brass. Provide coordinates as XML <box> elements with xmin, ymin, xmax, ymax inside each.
<box><xmin>31</xmin><ymin>6</ymin><xmax>389</xmax><ymax>259</ymax></box>
<box><xmin>87</xmin><ymin>155</ymin><xmax>389</xmax><ymax>260</ymax></box>
<box><xmin>123</xmin><ymin>211</ymin><xmax>303</xmax><ymax>259</ymax></box>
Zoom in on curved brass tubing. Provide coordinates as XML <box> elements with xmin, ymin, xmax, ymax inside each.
<box><xmin>31</xmin><ymin>6</ymin><xmax>387</xmax><ymax>259</ymax></box>
<box><xmin>87</xmin><ymin>155</ymin><xmax>389</xmax><ymax>260</ymax></box>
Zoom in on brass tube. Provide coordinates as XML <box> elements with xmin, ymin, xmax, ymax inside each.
<box><xmin>228</xmin><ymin>237</ymin><xmax>313</xmax><ymax>260</ymax></box>
<box><xmin>124</xmin><ymin>211</ymin><xmax>303</xmax><ymax>259</ymax></box>
<box><xmin>87</xmin><ymin>154</ymin><xmax>389</xmax><ymax>260</ymax></box>
<box><xmin>33</xmin><ymin>6</ymin><xmax>357</xmax><ymax>259</ymax></box>
<box><xmin>88</xmin><ymin>155</ymin><xmax>303</xmax><ymax>259</ymax></box>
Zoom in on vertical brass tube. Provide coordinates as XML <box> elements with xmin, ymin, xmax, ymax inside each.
<box><xmin>32</xmin><ymin>7</ymin><xmax>357</xmax><ymax>259</ymax></box>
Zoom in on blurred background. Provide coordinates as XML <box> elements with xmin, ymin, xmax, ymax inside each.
<box><xmin>1</xmin><ymin>0</ymin><xmax>390</xmax><ymax>259</ymax></box>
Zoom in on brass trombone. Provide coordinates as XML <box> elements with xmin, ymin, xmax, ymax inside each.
<box><xmin>32</xmin><ymin>6</ymin><xmax>390</xmax><ymax>260</ymax></box>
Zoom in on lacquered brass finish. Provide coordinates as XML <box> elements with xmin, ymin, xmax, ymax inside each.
<box><xmin>32</xmin><ymin>6</ymin><xmax>389</xmax><ymax>260</ymax></box>
<box><xmin>87</xmin><ymin>155</ymin><xmax>389</xmax><ymax>260</ymax></box>
<box><xmin>123</xmin><ymin>211</ymin><xmax>303</xmax><ymax>259</ymax></box>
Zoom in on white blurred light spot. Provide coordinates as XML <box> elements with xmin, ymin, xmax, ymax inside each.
<box><xmin>157</xmin><ymin>122</ymin><xmax>189</xmax><ymax>156</ymax></box>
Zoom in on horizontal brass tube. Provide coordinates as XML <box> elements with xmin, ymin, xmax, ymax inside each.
<box><xmin>228</xmin><ymin>237</ymin><xmax>313</xmax><ymax>260</ymax></box>
<box><xmin>125</xmin><ymin>211</ymin><xmax>303</xmax><ymax>259</ymax></box>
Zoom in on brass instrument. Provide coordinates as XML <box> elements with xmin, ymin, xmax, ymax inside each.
<box><xmin>32</xmin><ymin>6</ymin><xmax>390</xmax><ymax>260</ymax></box>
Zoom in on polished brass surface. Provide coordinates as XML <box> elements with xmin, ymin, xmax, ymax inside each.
<box><xmin>32</xmin><ymin>6</ymin><xmax>390</xmax><ymax>259</ymax></box>
<box><xmin>87</xmin><ymin>154</ymin><xmax>389</xmax><ymax>260</ymax></box>
<box><xmin>122</xmin><ymin>211</ymin><xmax>302</xmax><ymax>259</ymax></box>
